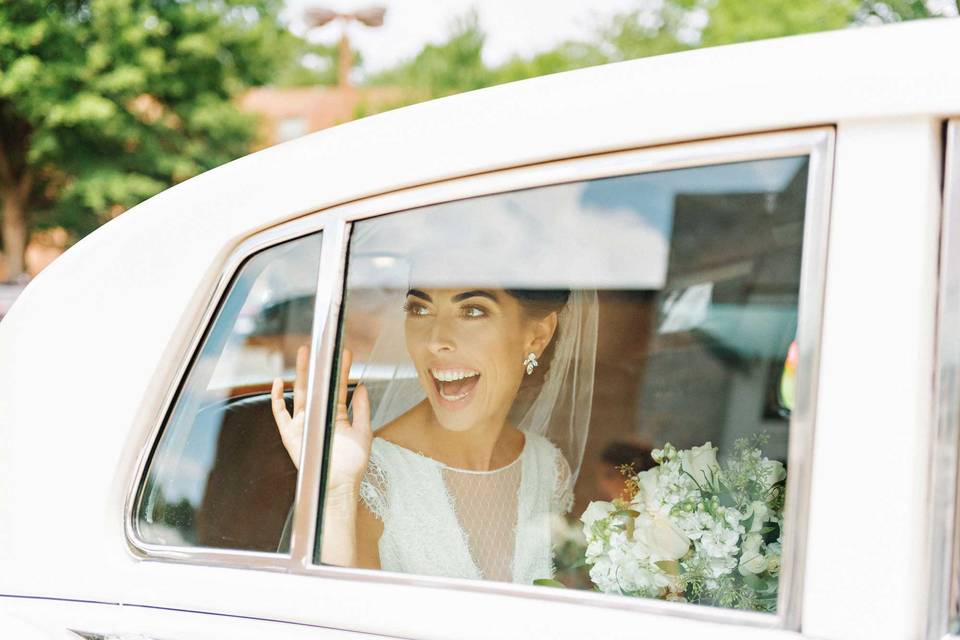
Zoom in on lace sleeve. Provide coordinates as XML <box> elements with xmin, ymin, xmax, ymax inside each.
<box><xmin>552</xmin><ymin>450</ymin><xmax>574</xmax><ymax>515</ymax></box>
<box><xmin>359</xmin><ymin>452</ymin><xmax>388</xmax><ymax>521</ymax></box>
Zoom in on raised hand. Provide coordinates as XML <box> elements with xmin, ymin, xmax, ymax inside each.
<box><xmin>272</xmin><ymin>344</ymin><xmax>310</xmax><ymax>469</ymax></box>
<box><xmin>326</xmin><ymin>348</ymin><xmax>372</xmax><ymax>495</ymax></box>
<box><xmin>271</xmin><ymin>346</ymin><xmax>372</xmax><ymax>490</ymax></box>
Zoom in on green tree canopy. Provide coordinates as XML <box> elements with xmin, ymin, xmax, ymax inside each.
<box><xmin>363</xmin><ymin>0</ymin><xmax>954</xmax><ymax>110</ymax></box>
<box><xmin>0</xmin><ymin>0</ymin><xmax>294</xmax><ymax>278</ymax></box>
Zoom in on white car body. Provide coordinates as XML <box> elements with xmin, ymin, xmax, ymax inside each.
<box><xmin>1</xmin><ymin>19</ymin><xmax>960</xmax><ymax>640</ymax></box>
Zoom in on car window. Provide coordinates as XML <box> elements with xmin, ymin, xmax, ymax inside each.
<box><xmin>135</xmin><ymin>232</ymin><xmax>322</xmax><ymax>553</ymax></box>
<box><xmin>317</xmin><ymin>157</ymin><xmax>810</xmax><ymax>614</ymax></box>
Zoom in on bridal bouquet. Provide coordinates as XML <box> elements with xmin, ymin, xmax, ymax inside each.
<box><xmin>580</xmin><ymin>437</ymin><xmax>786</xmax><ymax>612</ymax></box>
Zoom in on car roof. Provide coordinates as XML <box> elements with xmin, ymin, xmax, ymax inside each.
<box><xmin>0</xmin><ymin>19</ymin><xmax>958</xmax><ymax>596</ymax></box>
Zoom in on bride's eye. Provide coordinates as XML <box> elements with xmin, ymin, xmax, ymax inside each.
<box><xmin>461</xmin><ymin>305</ymin><xmax>488</xmax><ymax>319</ymax></box>
<box><xmin>402</xmin><ymin>301</ymin><xmax>430</xmax><ymax>317</ymax></box>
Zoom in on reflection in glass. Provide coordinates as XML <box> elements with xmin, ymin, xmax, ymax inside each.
<box><xmin>322</xmin><ymin>157</ymin><xmax>809</xmax><ymax>613</ymax></box>
<box><xmin>136</xmin><ymin>233</ymin><xmax>321</xmax><ymax>552</ymax></box>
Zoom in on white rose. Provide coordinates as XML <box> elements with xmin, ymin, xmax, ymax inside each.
<box><xmin>636</xmin><ymin>512</ymin><xmax>690</xmax><ymax>561</ymax></box>
<box><xmin>738</xmin><ymin>532</ymin><xmax>767</xmax><ymax>575</ymax></box>
<box><xmin>679</xmin><ymin>442</ymin><xmax>720</xmax><ymax>486</ymax></box>
<box><xmin>748</xmin><ymin>500</ymin><xmax>770</xmax><ymax>532</ymax></box>
<box><xmin>766</xmin><ymin>553</ymin><xmax>780</xmax><ymax>574</ymax></box>
<box><xmin>634</xmin><ymin>466</ymin><xmax>661</xmax><ymax>511</ymax></box>
<box><xmin>764</xmin><ymin>459</ymin><xmax>786</xmax><ymax>486</ymax></box>
<box><xmin>581</xmin><ymin>501</ymin><xmax>615</xmax><ymax>532</ymax></box>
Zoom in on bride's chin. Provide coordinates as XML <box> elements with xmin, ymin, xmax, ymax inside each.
<box><xmin>427</xmin><ymin>402</ymin><xmax>482</xmax><ymax>432</ymax></box>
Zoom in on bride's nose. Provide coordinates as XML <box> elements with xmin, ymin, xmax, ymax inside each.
<box><xmin>427</xmin><ymin>317</ymin><xmax>456</xmax><ymax>354</ymax></box>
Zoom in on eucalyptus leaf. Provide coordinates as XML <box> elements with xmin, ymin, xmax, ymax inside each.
<box><xmin>655</xmin><ymin>560</ymin><xmax>681</xmax><ymax>575</ymax></box>
<box><xmin>533</xmin><ymin>579</ymin><xmax>567</xmax><ymax>588</ymax></box>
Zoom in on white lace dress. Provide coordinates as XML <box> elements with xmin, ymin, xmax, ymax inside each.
<box><xmin>359</xmin><ymin>431</ymin><xmax>573</xmax><ymax>584</ymax></box>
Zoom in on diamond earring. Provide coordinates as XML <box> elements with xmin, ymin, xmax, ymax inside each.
<box><xmin>523</xmin><ymin>352</ymin><xmax>539</xmax><ymax>375</ymax></box>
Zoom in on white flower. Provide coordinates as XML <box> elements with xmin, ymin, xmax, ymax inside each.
<box><xmin>765</xmin><ymin>541</ymin><xmax>782</xmax><ymax>574</ymax></box>
<box><xmin>766</xmin><ymin>553</ymin><xmax>781</xmax><ymax>574</ymax></box>
<box><xmin>585</xmin><ymin>539</ymin><xmax>605</xmax><ymax>561</ymax></box>
<box><xmin>635</xmin><ymin>512</ymin><xmax>690</xmax><ymax>561</ymax></box>
<box><xmin>679</xmin><ymin>442</ymin><xmax>720</xmax><ymax>487</ymax></box>
<box><xmin>738</xmin><ymin>532</ymin><xmax>767</xmax><ymax>575</ymax></box>
<box><xmin>763</xmin><ymin>459</ymin><xmax>786</xmax><ymax>486</ymax></box>
<box><xmin>747</xmin><ymin>501</ymin><xmax>770</xmax><ymax>532</ymax></box>
<box><xmin>634</xmin><ymin>466</ymin><xmax>661</xmax><ymax>511</ymax></box>
<box><xmin>589</xmin><ymin>559</ymin><xmax>621</xmax><ymax>594</ymax></box>
<box><xmin>698</xmin><ymin>521</ymin><xmax>740</xmax><ymax>559</ymax></box>
<box><xmin>580</xmin><ymin>501</ymin><xmax>615</xmax><ymax>539</ymax></box>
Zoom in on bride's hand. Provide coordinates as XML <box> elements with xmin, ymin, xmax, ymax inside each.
<box><xmin>271</xmin><ymin>346</ymin><xmax>372</xmax><ymax>493</ymax></box>
<box><xmin>272</xmin><ymin>345</ymin><xmax>310</xmax><ymax>469</ymax></box>
<box><xmin>327</xmin><ymin>348</ymin><xmax>372</xmax><ymax>496</ymax></box>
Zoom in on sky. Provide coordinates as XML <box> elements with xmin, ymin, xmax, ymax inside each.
<box><xmin>282</xmin><ymin>0</ymin><xmax>641</xmax><ymax>76</ymax></box>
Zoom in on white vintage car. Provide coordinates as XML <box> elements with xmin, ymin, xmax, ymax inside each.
<box><xmin>1</xmin><ymin>19</ymin><xmax>959</xmax><ymax>640</ymax></box>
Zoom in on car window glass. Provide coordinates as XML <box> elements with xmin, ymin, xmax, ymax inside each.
<box><xmin>136</xmin><ymin>232</ymin><xmax>322</xmax><ymax>553</ymax></box>
<box><xmin>318</xmin><ymin>157</ymin><xmax>809</xmax><ymax>613</ymax></box>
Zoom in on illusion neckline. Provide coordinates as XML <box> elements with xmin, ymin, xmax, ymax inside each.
<box><xmin>374</xmin><ymin>432</ymin><xmax>528</xmax><ymax>475</ymax></box>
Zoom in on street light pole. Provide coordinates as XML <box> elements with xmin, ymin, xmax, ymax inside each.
<box><xmin>305</xmin><ymin>6</ymin><xmax>386</xmax><ymax>89</ymax></box>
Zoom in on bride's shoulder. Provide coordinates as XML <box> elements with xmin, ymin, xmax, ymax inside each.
<box><xmin>521</xmin><ymin>430</ymin><xmax>563</xmax><ymax>461</ymax></box>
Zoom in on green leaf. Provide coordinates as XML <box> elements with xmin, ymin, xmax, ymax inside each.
<box><xmin>655</xmin><ymin>560</ymin><xmax>681</xmax><ymax>575</ymax></box>
<box><xmin>533</xmin><ymin>579</ymin><xmax>567</xmax><ymax>588</ymax></box>
<box><xmin>718</xmin><ymin>487</ymin><xmax>737</xmax><ymax>508</ymax></box>
<box><xmin>742</xmin><ymin>574</ymin><xmax>767</xmax><ymax>591</ymax></box>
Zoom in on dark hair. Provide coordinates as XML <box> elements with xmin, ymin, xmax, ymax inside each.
<box><xmin>504</xmin><ymin>288</ymin><xmax>570</xmax><ymax>317</ymax></box>
<box><xmin>504</xmin><ymin>288</ymin><xmax>571</xmax><ymax>377</ymax></box>
<box><xmin>601</xmin><ymin>441</ymin><xmax>655</xmax><ymax>473</ymax></box>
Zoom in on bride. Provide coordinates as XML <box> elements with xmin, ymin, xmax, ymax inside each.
<box><xmin>271</xmin><ymin>285</ymin><xmax>596</xmax><ymax>585</ymax></box>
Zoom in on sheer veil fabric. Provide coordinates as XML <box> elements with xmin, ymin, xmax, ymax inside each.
<box><xmin>361</xmin><ymin>288</ymin><xmax>598</xmax><ymax>484</ymax></box>
<box><xmin>352</xmin><ymin>289</ymin><xmax>598</xmax><ymax>583</ymax></box>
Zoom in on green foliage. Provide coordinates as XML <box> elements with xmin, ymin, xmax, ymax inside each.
<box><xmin>855</xmin><ymin>0</ymin><xmax>953</xmax><ymax>22</ymax></box>
<box><xmin>272</xmin><ymin>38</ymin><xmax>357</xmax><ymax>88</ymax></box>
<box><xmin>699</xmin><ymin>0</ymin><xmax>858</xmax><ymax>47</ymax></box>
<box><xmin>0</xmin><ymin>0</ymin><xmax>293</xmax><ymax>244</ymax></box>
<box><xmin>2</xmin><ymin>0</ymin><xmax>953</xmax><ymax>272</ymax></box>
<box><xmin>491</xmin><ymin>41</ymin><xmax>610</xmax><ymax>85</ymax></box>
<box><xmin>361</xmin><ymin>0</ymin><xmax>954</xmax><ymax>117</ymax></box>
<box><xmin>367</xmin><ymin>10</ymin><xmax>493</xmax><ymax>96</ymax></box>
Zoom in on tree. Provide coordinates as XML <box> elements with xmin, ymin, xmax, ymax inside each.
<box><xmin>0</xmin><ymin>0</ymin><xmax>293</xmax><ymax>279</ymax></box>
<box><xmin>367</xmin><ymin>10</ymin><xmax>493</xmax><ymax>97</ymax></box>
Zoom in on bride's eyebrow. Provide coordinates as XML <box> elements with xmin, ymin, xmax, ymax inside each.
<box><xmin>406</xmin><ymin>289</ymin><xmax>432</xmax><ymax>302</ymax></box>
<box><xmin>451</xmin><ymin>290</ymin><xmax>498</xmax><ymax>303</ymax></box>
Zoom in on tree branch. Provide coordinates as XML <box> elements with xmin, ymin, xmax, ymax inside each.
<box><xmin>0</xmin><ymin>142</ymin><xmax>14</xmax><ymax>188</ymax></box>
<box><xmin>16</xmin><ymin>169</ymin><xmax>32</xmax><ymax>201</ymax></box>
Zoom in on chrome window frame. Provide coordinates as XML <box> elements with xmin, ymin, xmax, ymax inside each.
<box><xmin>124</xmin><ymin>127</ymin><xmax>835</xmax><ymax>630</ymax></box>
<box><xmin>930</xmin><ymin>119</ymin><xmax>960</xmax><ymax>640</ymax></box>
<box><xmin>123</xmin><ymin>216</ymin><xmax>332</xmax><ymax>571</ymax></box>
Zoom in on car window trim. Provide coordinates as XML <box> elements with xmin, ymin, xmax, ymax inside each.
<box><xmin>305</xmin><ymin>127</ymin><xmax>834</xmax><ymax>631</ymax></box>
<box><xmin>931</xmin><ymin>119</ymin><xmax>960</xmax><ymax>640</ymax></box>
<box><xmin>124</xmin><ymin>218</ymin><xmax>330</xmax><ymax>571</ymax></box>
<box><xmin>124</xmin><ymin>127</ymin><xmax>835</xmax><ymax>631</ymax></box>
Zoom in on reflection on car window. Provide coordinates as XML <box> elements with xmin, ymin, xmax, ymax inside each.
<box><xmin>318</xmin><ymin>157</ymin><xmax>808</xmax><ymax>614</ymax></box>
<box><xmin>136</xmin><ymin>232</ymin><xmax>321</xmax><ymax>553</ymax></box>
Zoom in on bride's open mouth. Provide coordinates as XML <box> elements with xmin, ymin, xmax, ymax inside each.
<box><xmin>429</xmin><ymin>368</ymin><xmax>481</xmax><ymax>404</ymax></box>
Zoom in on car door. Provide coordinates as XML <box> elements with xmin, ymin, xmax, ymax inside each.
<box><xmin>110</xmin><ymin>128</ymin><xmax>836</xmax><ymax>640</ymax></box>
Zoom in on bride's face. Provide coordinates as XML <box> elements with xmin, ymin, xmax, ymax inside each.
<box><xmin>403</xmin><ymin>287</ymin><xmax>553</xmax><ymax>432</ymax></box>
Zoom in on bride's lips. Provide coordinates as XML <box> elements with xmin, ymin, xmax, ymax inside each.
<box><xmin>428</xmin><ymin>366</ymin><xmax>481</xmax><ymax>408</ymax></box>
